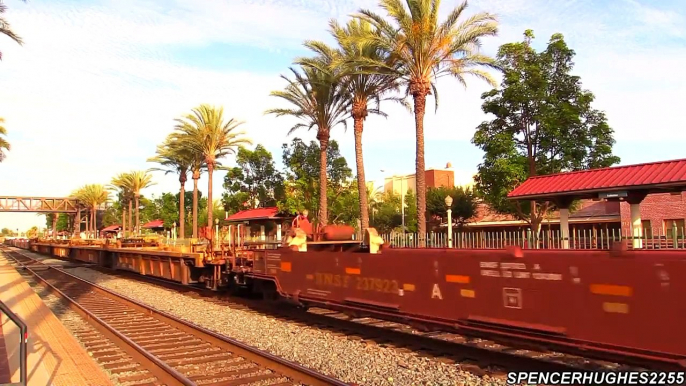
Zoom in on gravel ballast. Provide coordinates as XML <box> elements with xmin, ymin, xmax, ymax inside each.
<box><xmin>23</xmin><ymin>251</ymin><xmax>506</xmax><ymax>385</ymax></box>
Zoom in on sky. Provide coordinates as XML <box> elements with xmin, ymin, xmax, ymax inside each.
<box><xmin>0</xmin><ymin>0</ymin><xmax>685</xmax><ymax>231</ymax></box>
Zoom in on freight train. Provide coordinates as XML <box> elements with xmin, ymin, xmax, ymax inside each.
<box><xmin>4</xmin><ymin>223</ymin><xmax>685</xmax><ymax>370</ymax></box>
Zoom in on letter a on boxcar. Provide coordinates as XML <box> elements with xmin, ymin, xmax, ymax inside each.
<box><xmin>432</xmin><ymin>284</ymin><xmax>443</xmax><ymax>300</ymax></box>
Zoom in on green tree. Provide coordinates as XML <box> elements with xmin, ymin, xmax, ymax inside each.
<box><xmin>173</xmin><ymin>105</ymin><xmax>251</xmax><ymax>237</ymax></box>
<box><xmin>279</xmin><ymin>138</ymin><xmax>353</xmax><ymax>222</ymax></box>
<box><xmin>73</xmin><ymin>184</ymin><xmax>110</xmax><ymax>234</ymax></box>
<box><xmin>222</xmin><ymin>145</ymin><xmax>284</xmax><ymax>214</ymax></box>
<box><xmin>298</xmin><ymin>19</ymin><xmax>404</xmax><ymax>233</ymax></box>
<box><xmin>352</xmin><ymin>0</ymin><xmax>499</xmax><ymax>246</ymax></box>
<box><xmin>369</xmin><ymin>192</ymin><xmax>402</xmax><ymax>233</ymax></box>
<box><xmin>426</xmin><ymin>186</ymin><xmax>477</xmax><ymax>226</ymax></box>
<box><xmin>0</xmin><ymin>117</ymin><xmax>10</xmax><ymax>162</ymax></box>
<box><xmin>139</xmin><ymin>193</ymin><xmax>179</xmax><ymax>229</ymax></box>
<box><xmin>1</xmin><ymin>227</ymin><xmax>17</xmax><ymax>236</ymax></box>
<box><xmin>266</xmin><ymin>65</ymin><xmax>350</xmax><ymax>227</ymax></box>
<box><xmin>148</xmin><ymin>136</ymin><xmax>193</xmax><ymax>238</ymax></box>
<box><xmin>1</xmin><ymin>1</ymin><xmax>26</xmax><ymax>60</ymax></box>
<box><xmin>472</xmin><ymin>30</ymin><xmax>620</xmax><ymax>235</ymax></box>
<box><xmin>44</xmin><ymin>214</ymin><xmax>70</xmax><ymax>232</ymax></box>
<box><xmin>403</xmin><ymin>189</ymin><xmax>418</xmax><ymax>233</ymax></box>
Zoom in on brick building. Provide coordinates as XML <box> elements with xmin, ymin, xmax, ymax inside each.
<box><xmin>464</xmin><ymin>192</ymin><xmax>686</xmax><ymax>237</ymax></box>
<box><xmin>619</xmin><ymin>192</ymin><xmax>686</xmax><ymax>236</ymax></box>
<box><xmin>383</xmin><ymin>163</ymin><xmax>465</xmax><ymax>197</ymax></box>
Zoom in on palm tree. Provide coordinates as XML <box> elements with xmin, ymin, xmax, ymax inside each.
<box><xmin>109</xmin><ymin>173</ymin><xmax>133</xmax><ymax>237</ymax></box>
<box><xmin>147</xmin><ymin>136</ymin><xmax>192</xmax><ymax>238</ymax></box>
<box><xmin>125</xmin><ymin>171</ymin><xmax>156</xmax><ymax>235</ymax></box>
<box><xmin>0</xmin><ymin>0</ymin><xmax>26</xmax><ymax>60</ymax></box>
<box><xmin>73</xmin><ymin>184</ymin><xmax>110</xmax><ymax>236</ymax></box>
<box><xmin>173</xmin><ymin>105</ymin><xmax>250</xmax><ymax>237</ymax></box>
<box><xmin>352</xmin><ymin>0</ymin><xmax>499</xmax><ymax>246</ymax></box>
<box><xmin>298</xmin><ymin>19</ymin><xmax>405</xmax><ymax>233</ymax></box>
<box><xmin>0</xmin><ymin>117</ymin><xmax>9</xmax><ymax>162</ymax></box>
<box><xmin>266</xmin><ymin>65</ymin><xmax>349</xmax><ymax>227</ymax></box>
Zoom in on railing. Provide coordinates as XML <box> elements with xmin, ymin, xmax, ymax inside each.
<box><xmin>380</xmin><ymin>227</ymin><xmax>686</xmax><ymax>250</ymax></box>
<box><xmin>0</xmin><ymin>301</ymin><xmax>28</xmax><ymax>386</ymax></box>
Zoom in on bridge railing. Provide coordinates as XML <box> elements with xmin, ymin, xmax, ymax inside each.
<box><xmin>0</xmin><ymin>300</ymin><xmax>28</xmax><ymax>386</ymax></box>
<box><xmin>380</xmin><ymin>226</ymin><xmax>686</xmax><ymax>250</ymax></box>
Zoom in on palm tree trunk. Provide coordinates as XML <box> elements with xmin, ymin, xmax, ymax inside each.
<box><xmin>135</xmin><ymin>194</ymin><xmax>140</xmax><ymax>235</ymax></box>
<box><xmin>128</xmin><ymin>200</ymin><xmax>133</xmax><ymax>236</ymax></box>
<box><xmin>192</xmin><ymin>176</ymin><xmax>199</xmax><ymax>238</ymax></box>
<box><xmin>318</xmin><ymin>137</ymin><xmax>329</xmax><ymax>227</ymax></box>
<box><xmin>413</xmin><ymin>90</ymin><xmax>428</xmax><ymax>247</ymax></box>
<box><xmin>179</xmin><ymin>179</ymin><xmax>186</xmax><ymax>239</ymax></box>
<box><xmin>121</xmin><ymin>208</ymin><xmax>126</xmax><ymax>238</ymax></box>
<box><xmin>92</xmin><ymin>206</ymin><xmax>97</xmax><ymax>236</ymax></box>
<box><xmin>353</xmin><ymin>116</ymin><xmax>369</xmax><ymax>233</ymax></box>
<box><xmin>207</xmin><ymin>163</ymin><xmax>214</xmax><ymax>240</ymax></box>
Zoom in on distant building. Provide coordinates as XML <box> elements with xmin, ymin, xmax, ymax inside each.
<box><xmin>384</xmin><ymin>162</ymin><xmax>472</xmax><ymax>197</ymax></box>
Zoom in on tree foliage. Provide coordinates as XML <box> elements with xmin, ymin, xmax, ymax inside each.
<box><xmin>473</xmin><ymin>30</ymin><xmax>620</xmax><ymax>231</ymax></box>
<box><xmin>278</xmin><ymin>138</ymin><xmax>354</xmax><ymax>224</ymax></box>
<box><xmin>222</xmin><ymin>145</ymin><xmax>285</xmax><ymax>214</ymax></box>
<box><xmin>1</xmin><ymin>227</ymin><xmax>17</xmax><ymax>236</ymax></box>
<box><xmin>44</xmin><ymin>214</ymin><xmax>70</xmax><ymax>232</ymax></box>
<box><xmin>426</xmin><ymin>186</ymin><xmax>478</xmax><ymax>226</ymax></box>
<box><xmin>351</xmin><ymin>0</ymin><xmax>499</xmax><ymax>245</ymax></box>
<box><xmin>0</xmin><ymin>1</ymin><xmax>26</xmax><ymax>60</ymax></box>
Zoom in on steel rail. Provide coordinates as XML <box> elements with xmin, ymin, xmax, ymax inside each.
<box><xmin>2</xmin><ymin>247</ymin><xmax>349</xmax><ymax>386</ymax></box>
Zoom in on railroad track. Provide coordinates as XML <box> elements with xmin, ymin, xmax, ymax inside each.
<box><xmin>5</xmin><ymin>248</ymin><xmax>645</xmax><ymax>377</ymax></box>
<box><xmin>69</xmin><ymin>261</ymin><xmax>637</xmax><ymax>376</ymax></box>
<box><xmin>1</xmin><ymin>247</ymin><xmax>349</xmax><ymax>386</ymax></box>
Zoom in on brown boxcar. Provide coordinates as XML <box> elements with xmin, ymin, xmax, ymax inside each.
<box><xmin>269</xmin><ymin>244</ymin><xmax>686</xmax><ymax>364</ymax></box>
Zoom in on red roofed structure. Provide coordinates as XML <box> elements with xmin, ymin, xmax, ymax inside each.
<box><xmin>142</xmin><ymin>219</ymin><xmax>165</xmax><ymax>229</ymax></box>
<box><xmin>508</xmin><ymin>158</ymin><xmax>686</xmax><ymax>200</ymax></box>
<box><xmin>507</xmin><ymin>158</ymin><xmax>686</xmax><ymax>249</ymax></box>
<box><xmin>101</xmin><ymin>224</ymin><xmax>121</xmax><ymax>233</ymax></box>
<box><xmin>226</xmin><ymin>207</ymin><xmax>283</xmax><ymax>222</ymax></box>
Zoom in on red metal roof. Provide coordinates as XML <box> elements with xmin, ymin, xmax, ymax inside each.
<box><xmin>101</xmin><ymin>224</ymin><xmax>121</xmax><ymax>232</ymax></box>
<box><xmin>226</xmin><ymin>207</ymin><xmax>282</xmax><ymax>222</ymax></box>
<box><xmin>508</xmin><ymin>159</ymin><xmax>686</xmax><ymax>199</ymax></box>
<box><xmin>142</xmin><ymin>219</ymin><xmax>165</xmax><ymax>228</ymax></box>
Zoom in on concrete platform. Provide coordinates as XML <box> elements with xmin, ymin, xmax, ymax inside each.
<box><xmin>0</xmin><ymin>254</ymin><xmax>113</xmax><ymax>386</ymax></box>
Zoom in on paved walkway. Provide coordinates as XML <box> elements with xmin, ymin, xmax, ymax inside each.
<box><xmin>0</xmin><ymin>253</ymin><xmax>113</xmax><ymax>386</ymax></box>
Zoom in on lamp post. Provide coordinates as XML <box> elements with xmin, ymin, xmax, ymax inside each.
<box><xmin>215</xmin><ymin>218</ymin><xmax>219</xmax><ymax>244</ymax></box>
<box><xmin>172</xmin><ymin>222</ymin><xmax>177</xmax><ymax>240</ymax></box>
<box><xmin>445</xmin><ymin>195</ymin><xmax>453</xmax><ymax>248</ymax></box>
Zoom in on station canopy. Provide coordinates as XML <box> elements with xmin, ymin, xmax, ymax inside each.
<box><xmin>507</xmin><ymin>158</ymin><xmax>686</xmax><ymax>201</ymax></box>
<box><xmin>225</xmin><ymin>207</ymin><xmax>289</xmax><ymax>222</ymax></box>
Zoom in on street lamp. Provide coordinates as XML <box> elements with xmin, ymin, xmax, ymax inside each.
<box><xmin>445</xmin><ymin>195</ymin><xmax>453</xmax><ymax>248</ymax></box>
<box><xmin>381</xmin><ymin>169</ymin><xmax>405</xmax><ymax>234</ymax></box>
<box><xmin>215</xmin><ymin>218</ymin><xmax>220</xmax><ymax>244</ymax></box>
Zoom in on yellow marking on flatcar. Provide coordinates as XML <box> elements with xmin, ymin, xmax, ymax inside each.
<box><xmin>345</xmin><ymin>267</ymin><xmax>361</xmax><ymax>275</ymax></box>
<box><xmin>460</xmin><ymin>289</ymin><xmax>475</xmax><ymax>298</ymax></box>
<box><xmin>305</xmin><ymin>274</ymin><xmax>314</xmax><ymax>280</ymax></box>
<box><xmin>280</xmin><ymin>261</ymin><xmax>292</xmax><ymax>272</ymax></box>
<box><xmin>446</xmin><ymin>275</ymin><xmax>470</xmax><ymax>284</ymax></box>
<box><xmin>590</xmin><ymin>284</ymin><xmax>632</xmax><ymax>297</ymax></box>
<box><xmin>403</xmin><ymin>283</ymin><xmax>416</xmax><ymax>291</ymax></box>
<box><xmin>603</xmin><ymin>302</ymin><xmax>629</xmax><ymax>314</ymax></box>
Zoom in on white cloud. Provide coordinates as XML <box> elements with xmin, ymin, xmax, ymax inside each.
<box><xmin>1</xmin><ymin>0</ymin><xmax>685</xmax><ymax>231</ymax></box>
